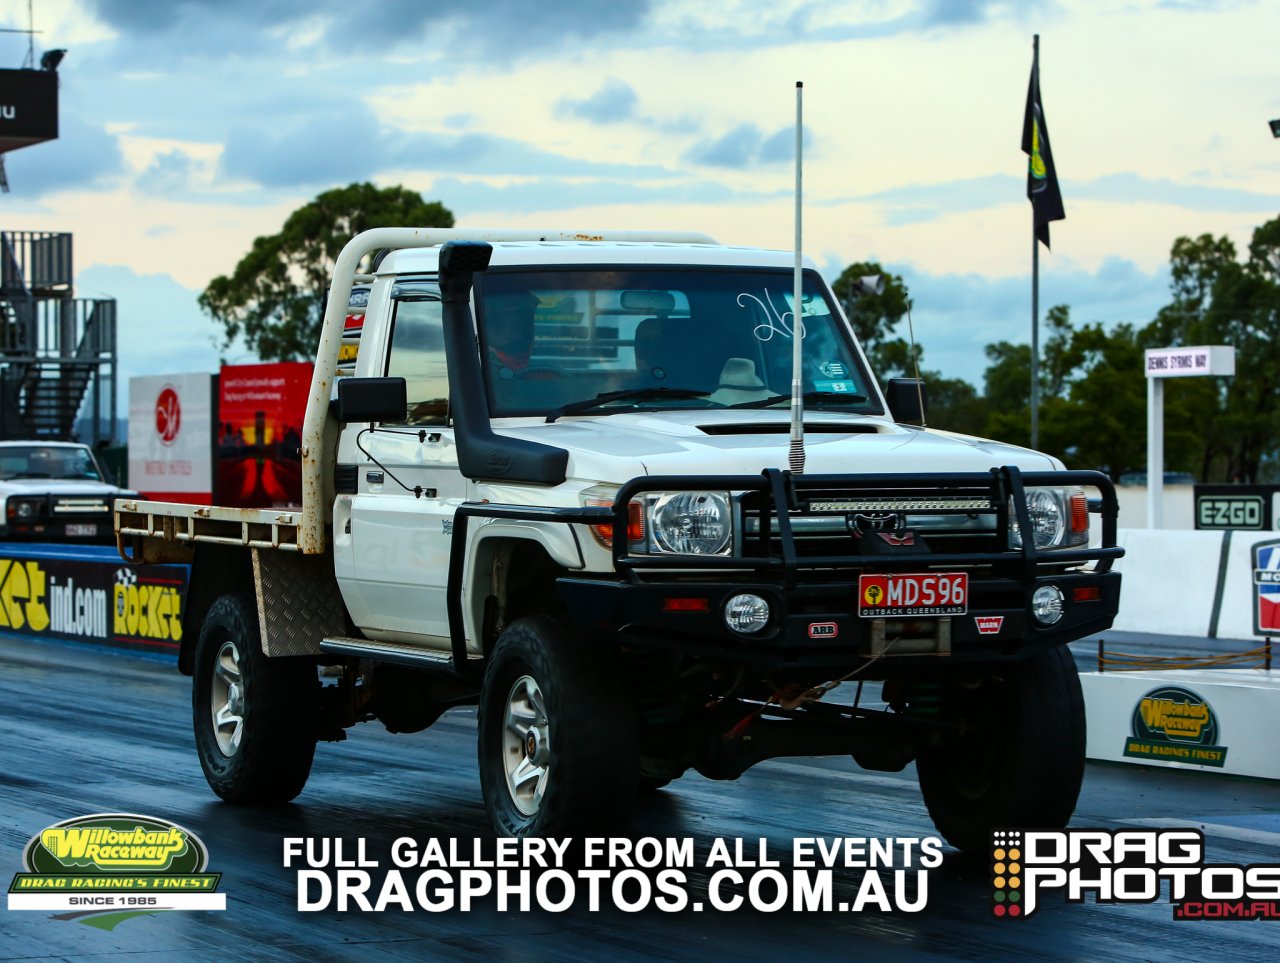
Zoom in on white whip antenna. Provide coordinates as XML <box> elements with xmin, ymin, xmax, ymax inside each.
<box><xmin>788</xmin><ymin>80</ymin><xmax>806</xmax><ymax>475</ymax></box>
<box><xmin>906</xmin><ymin>305</ymin><xmax>927</xmax><ymax>427</ymax></box>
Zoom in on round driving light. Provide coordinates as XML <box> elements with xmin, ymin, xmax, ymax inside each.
<box><xmin>725</xmin><ymin>594</ymin><xmax>770</xmax><ymax>634</ymax></box>
<box><xmin>651</xmin><ymin>491</ymin><xmax>731</xmax><ymax>555</ymax></box>
<box><xmin>16</xmin><ymin>502</ymin><xmax>36</xmax><ymax>518</ymax></box>
<box><xmin>1031</xmin><ymin>585</ymin><xmax>1065</xmax><ymax>626</ymax></box>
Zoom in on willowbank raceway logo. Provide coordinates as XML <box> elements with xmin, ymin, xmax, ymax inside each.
<box><xmin>991</xmin><ymin>829</ymin><xmax>1280</xmax><ymax>921</ymax></box>
<box><xmin>1122</xmin><ymin>685</ymin><xmax>1228</xmax><ymax>768</ymax></box>
<box><xmin>7</xmin><ymin>813</ymin><xmax>225</xmax><ymax>929</ymax></box>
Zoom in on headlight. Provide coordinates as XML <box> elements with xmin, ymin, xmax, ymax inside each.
<box><xmin>649</xmin><ymin>491</ymin><xmax>732</xmax><ymax>555</ymax></box>
<box><xmin>586</xmin><ymin>489</ymin><xmax>737</xmax><ymax>555</ymax></box>
<box><xmin>1009</xmin><ymin>487</ymin><xmax>1087</xmax><ymax>550</ymax></box>
<box><xmin>7</xmin><ymin>499</ymin><xmax>39</xmax><ymax>520</ymax></box>
<box><xmin>582</xmin><ymin>488</ymin><xmax>734</xmax><ymax>556</ymax></box>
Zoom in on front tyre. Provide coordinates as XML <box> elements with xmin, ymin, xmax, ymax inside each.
<box><xmin>193</xmin><ymin>593</ymin><xmax>319</xmax><ymax>803</ymax></box>
<box><xmin>478</xmin><ymin>616</ymin><xmax>637</xmax><ymax>836</ymax></box>
<box><xmin>915</xmin><ymin>645</ymin><xmax>1086</xmax><ymax>855</ymax></box>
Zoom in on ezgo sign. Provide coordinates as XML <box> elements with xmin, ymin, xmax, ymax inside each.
<box><xmin>1194</xmin><ymin>484</ymin><xmax>1279</xmax><ymax>531</ymax></box>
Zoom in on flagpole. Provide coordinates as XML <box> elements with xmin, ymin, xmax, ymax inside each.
<box><xmin>1030</xmin><ymin>34</ymin><xmax>1040</xmax><ymax>451</ymax></box>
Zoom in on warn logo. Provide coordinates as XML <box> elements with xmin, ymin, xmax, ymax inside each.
<box><xmin>974</xmin><ymin>616</ymin><xmax>1004</xmax><ymax>635</ymax></box>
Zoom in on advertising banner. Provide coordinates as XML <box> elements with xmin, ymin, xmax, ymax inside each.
<box><xmin>215</xmin><ymin>362</ymin><xmax>311</xmax><ymax>509</ymax></box>
<box><xmin>1254</xmin><ymin>538</ymin><xmax>1280</xmax><ymax>635</ymax></box>
<box><xmin>127</xmin><ymin>373</ymin><xmax>215</xmax><ymax>504</ymax></box>
<box><xmin>1193</xmin><ymin>484</ymin><xmax>1280</xmax><ymax>531</ymax></box>
<box><xmin>0</xmin><ymin>545</ymin><xmax>188</xmax><ymax>656</ymax></box>
<box><xmin>0</xmin><ymin>68</ymin><xmax>58</xmax><ymax>153</ymax></box>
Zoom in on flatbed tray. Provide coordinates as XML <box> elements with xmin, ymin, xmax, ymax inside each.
<box><xmin>115</xmin><ymin>500</ymin><xmax>302</xmax><ymax>551</ymax></box>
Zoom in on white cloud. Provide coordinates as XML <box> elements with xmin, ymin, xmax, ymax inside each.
<box><xmin>75</xmin><ymin>264</ymin><xmax>217</xmax><ymax>415</ymax></box>
<box><xmin>0</xmin><ymin>0</ymin><xmax>1273</xmax><ymax>410</ymax></box>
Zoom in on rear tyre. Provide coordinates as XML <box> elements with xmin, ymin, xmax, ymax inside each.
<box><xmin>192</xmin><ymin>593</ymin><xmax>319</xmax><ymax>803</ymax></box>
<box><xmin>478</xmin><ymin>616</ymin><xmax>637</xmax><ymax>836</ymax></box>
<box><xmin>915</xmin><ymin>646</ymin><xmax>1086</xmax><ymax>855</ymax></box>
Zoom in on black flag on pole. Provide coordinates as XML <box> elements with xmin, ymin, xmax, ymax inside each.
<box><xmin>1022</xmin><ymin>39</ymin><xmax>1065</xmax><ymax>249</ymax></box>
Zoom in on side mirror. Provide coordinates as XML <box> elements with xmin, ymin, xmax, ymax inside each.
<box><xmin>336</xmin><ymin>377</ymin><xmax>406</xmax><ymax>424</ymax></box>
<box><xmin>886</xmin><ymin>378</ymin><xmax>927</xmax><ymax>424</ymax></box>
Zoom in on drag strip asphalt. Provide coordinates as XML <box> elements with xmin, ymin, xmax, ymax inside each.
<box><xmin>1</xmin><ymin>633</ymin><xmax>1277</xmax><ymax>962</ymax></box>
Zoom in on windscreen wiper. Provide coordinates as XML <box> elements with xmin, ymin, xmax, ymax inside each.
<box><xmin>728</xmin><ymin>390</ymin><xmax>869</xmax><ymax>409</ymax></box>
<box><xmin>545</xmin><ymin>387</ymin><xmax>712</xmax><ymax>423</ymax></box>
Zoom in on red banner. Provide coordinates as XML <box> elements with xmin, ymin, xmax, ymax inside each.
<box><xmin>215</xmin><ymin>362</ymin><xmax>311</xmax><ymax>509</ymax></box>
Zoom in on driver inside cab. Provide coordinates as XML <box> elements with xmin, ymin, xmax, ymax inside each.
<box><xmin>483</xmin><ymin>290</ymin><xmax>539</xmax><ymax>381</ymax></box>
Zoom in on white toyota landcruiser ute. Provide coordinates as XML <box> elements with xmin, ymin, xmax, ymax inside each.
<box><xmin>117</xmin><ymin>229</ymin><xmax>1122</xmax><ymax>852</ymax></box>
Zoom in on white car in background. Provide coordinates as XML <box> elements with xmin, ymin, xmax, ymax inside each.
<box><xmin>0</xmin><ymin>441</ymin><xmax>137</xmax><ymax>544</ymax></box>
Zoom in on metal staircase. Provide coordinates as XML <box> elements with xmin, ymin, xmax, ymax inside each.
<box><xmin>0</xmin><ymin>231</ymin><xmax>117</xmax><ymax>443</ymax></box>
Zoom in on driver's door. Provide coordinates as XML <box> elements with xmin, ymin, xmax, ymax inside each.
<box><xmin>344</xmin><ymin>287</ymin><xmax>464</xmax><ymax>644</ymax></box>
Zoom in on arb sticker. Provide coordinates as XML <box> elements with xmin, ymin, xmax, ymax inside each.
<box><xmin>808</xmin><ymin>622</ymin><xmax>838</xmax><ymax>638</ymax></box>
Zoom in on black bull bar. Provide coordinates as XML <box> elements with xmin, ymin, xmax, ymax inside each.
<box><xmin>445</xmin><ymin>466</ymin><xmax>1124</xmax><ymax>670</ymax></box>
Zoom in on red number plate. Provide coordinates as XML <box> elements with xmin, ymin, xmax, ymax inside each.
<box><xmin>857</xmin><ymin>572</ymin><xmax>968</xmax><ymax>618</ymax></box>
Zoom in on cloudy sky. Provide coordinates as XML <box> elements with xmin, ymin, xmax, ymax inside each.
<box><xmin>3</xmin><ymin>0</ymin><xmax>1279</xmax><ymax>407</ymax></box>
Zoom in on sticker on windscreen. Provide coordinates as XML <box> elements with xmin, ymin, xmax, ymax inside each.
<box><xmin>814</xmin><ymin>380</ymin><xmax>856</xmax><ymax>394</ymax></box>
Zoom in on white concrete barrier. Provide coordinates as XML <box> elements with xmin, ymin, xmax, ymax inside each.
<box><xmin>1108</xmin><ymin>528</ymin><xmax>1279</xmax><ymax>642</ymax></box>
<box><xmin>1216</xmin><ymin>531</ymin><xmax>1278</xmax><ymax>642</ymax></box>
<box><xmin>1111</xmin><ymin>529</ymin><xmax>1224</xmax><ymax>637</ymax></box>
<box><xmin>1081</xmin><ymin>668</ymin><xmax>1279</xmax><ymax>780</ymax></box>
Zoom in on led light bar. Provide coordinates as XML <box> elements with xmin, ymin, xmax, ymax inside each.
<box><xmin>807</xmin><ymin>496</ymin><xmax>994</xmax><ymax>513</ymax></box>
<box><xmin>53</xmin><ymin>500</ymin><xmax>110</xmax><ymax>513</ymax></box>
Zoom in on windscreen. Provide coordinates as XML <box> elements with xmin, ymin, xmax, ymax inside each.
<box><xmin>0</xmin><ymin>445</ymin><xmax>103</xmax><ymax>481</ymax></box>
<box><xmin>475</xmin><ymin>267</ymin><xmax>879</xmax><ymax>418</ymax></box>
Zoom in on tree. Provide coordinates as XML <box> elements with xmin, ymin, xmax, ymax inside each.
<box><xmin>832</xmin><ymin>261</ymin><xmax>913</xmax><ymax>377</ymax></box>
<box><xmin>1140</xmin><ymin>220</ymin><xmax>1280</xmax><ymax>482</ymax></box>
<box><xmin>201</xmin><ymin>183</ymin><xmax>454</xmax><ymax>361</ymax></box>
<box><xmin>828</xmin><ymin>261</ymin><xmax>988</xmax><ymax>432</ymax></box>
<box><xmin>920</xmin><ymin>372</ymin><xmax>989</xmax><ymax>437</ymax></box>
<box><xmin>979</xmin><ymin>307</ymin><xmax>1154</xmax><ymax>477</ymax></box>
<box><xmin>1044</xmin><ymin>322</ymin><xmax>1149</xmax><ymax>476</ymax></box>
<box><xmin>1039</xmin><ymin>304</ymin><xmax>1078</xmax><ymax>402</ymax></box>
<box><xmin>981</xmin><ymin>340</ymin><xmax>1032</xmax><ymax>448</ymax></box>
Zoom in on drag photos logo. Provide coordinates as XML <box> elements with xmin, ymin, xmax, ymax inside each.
<box><xmin>7</xmin><ymin>813</ymin><xmax>225</xmax><ymax>929</ymax></box>
<box><xmin>991</xmin><ymin>829</ymin><xmax>1280</xmax><ymax>920</ymax></box>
